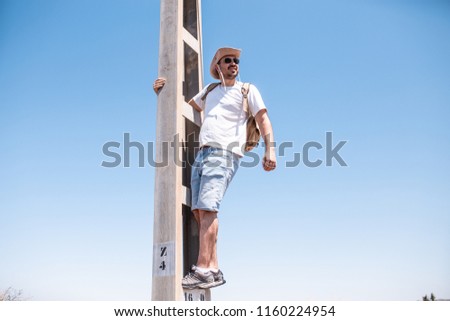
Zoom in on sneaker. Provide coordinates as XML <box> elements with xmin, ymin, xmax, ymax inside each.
<box><xmin>199</xmin><ymin>269</ymin><xmax>226</xmax><ymax>289</ymax></box>
<box><xmin>182</xmin><ymin>266</ymin><xmax>214</xmax><ymax>289</ymax></box>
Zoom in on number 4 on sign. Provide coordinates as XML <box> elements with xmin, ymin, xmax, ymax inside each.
<box><xmin>153</xmin><ymin>242</ymin><xmax>174</xmax><ymax>277</ymax></box>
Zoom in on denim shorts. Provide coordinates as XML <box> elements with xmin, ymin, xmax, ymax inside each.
<box><xmin>191</xmin><ymin>146</ymin><xmax>240</xmax><ymax>212</ymax></box>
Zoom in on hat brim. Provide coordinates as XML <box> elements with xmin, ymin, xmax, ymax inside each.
<box><xmin>209</xmin><ymin>47</ymin><xmax>241</xmax><ymax>79</ymax></box>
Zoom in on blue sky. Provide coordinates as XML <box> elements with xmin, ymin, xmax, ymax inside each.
<box><xmin>1</xmin><ymin>0</ymin><xmax>449</xmax><ymax>300</ymax></box>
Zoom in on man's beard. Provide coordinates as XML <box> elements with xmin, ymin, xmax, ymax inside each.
<box><xmin>224</xmin><ymin>69</ymin><xmax>238</xmax><ymax>79</ymax></box>
<box><xmin>217</xmin><ymin>67</ymin><xmax>238</xmax><ymax>85</ymax></box>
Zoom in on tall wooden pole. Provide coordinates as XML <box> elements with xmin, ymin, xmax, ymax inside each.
<box><xmin>152</xmin><ymin>0</ymin><xmax>209</xmax><ymax>301</ymax></box>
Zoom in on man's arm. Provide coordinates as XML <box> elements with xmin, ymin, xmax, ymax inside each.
<box><xmin>188</xmin><ymin>99</ymin><xmax>202</xmax><ymax>113</ymax></box>
<box><xmin>153</xmin><ymin>77</ymin><xmax>202</xmax><ymax>112</ymax></box>
<box><xmin>255</xmin><ymin>109</ymin><xmax>277</xmax><ymax>171</ymax></box>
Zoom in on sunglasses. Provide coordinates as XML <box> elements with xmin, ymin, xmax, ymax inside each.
<box><xmin>221</xmin><ymin>57</ymin><xmax>240</xmax><ymax>64</ymax></box>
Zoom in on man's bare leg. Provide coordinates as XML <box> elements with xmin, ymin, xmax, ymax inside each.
<box><xmin>196</xmin><ymin>209</ymin><xmax>219</xmax><ymax>269</ymax></box>
<box><xmin>193</xmin><ymin>209</ymin><xmax>200</xmax><ymax>227</ymax></box>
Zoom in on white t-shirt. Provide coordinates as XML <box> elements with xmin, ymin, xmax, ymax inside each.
<box><xmin>192</xmin><ymin>81</ymin><xmax>267</xmax><ymax>157</ymax></box>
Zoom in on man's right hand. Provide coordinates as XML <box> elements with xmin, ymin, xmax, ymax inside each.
<box><xmin>153</xmin><ymin>77</ymin><xmax>166</xmax><ymax>94</ymax></box>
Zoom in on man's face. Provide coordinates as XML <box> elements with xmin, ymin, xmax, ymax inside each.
<box><xmin>218</xmin><ymin>55</ymin><xmax>239</xmax><ymax>79</ymax></box>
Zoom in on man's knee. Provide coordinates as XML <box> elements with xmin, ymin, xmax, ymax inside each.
<box><xmin>198</xmin><ymin>209</ymin><xmax>217</xmax><ymax>219</ymax></box>
<box><xmin>198</xmin><ymin>210</ymin><xmax>218</xmax><ymax>232</ymax></box>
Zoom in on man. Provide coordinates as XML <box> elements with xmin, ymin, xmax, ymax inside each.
<box><xmin>153</xmin><ymin>47</ymin><xmax>276</xmax><ymax>289</ymax></box>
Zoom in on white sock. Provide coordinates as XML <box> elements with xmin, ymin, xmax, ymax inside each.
<box><xmin>195</xmin><ymin>266</ymin><xmax>211</xmax><ymax>274</ymax></box>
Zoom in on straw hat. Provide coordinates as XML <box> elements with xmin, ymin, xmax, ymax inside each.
<box><xmin>209</xmin><ymin>47</ymin><xmax>241</xmax><ymax>79</ymax></box>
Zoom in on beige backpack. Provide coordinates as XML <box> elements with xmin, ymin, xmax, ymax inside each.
<box><xmin>200</xmin><ymin>82</ymin><xmax>261</xmax><ymax>152</ymax></box>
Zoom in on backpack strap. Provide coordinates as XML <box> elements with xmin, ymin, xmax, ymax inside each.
<box><xmin>201</xmin><ymin>82</ymin><xmax>221</xmax><ymax>101</ymax></box>
<box><xmin>241</xmin><ymin>82</ymin><xmax>251</xmax><ymax>116</ymax></box>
